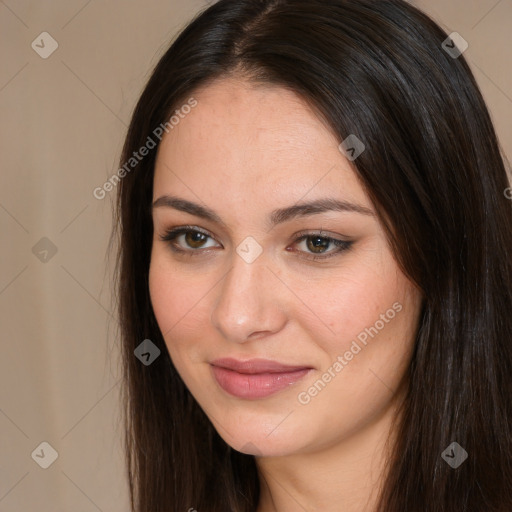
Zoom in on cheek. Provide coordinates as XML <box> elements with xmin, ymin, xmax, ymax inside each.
<box><xmin>295</xmin><ymin>255</ymin><xmax>401</xmax><ymax>349</ymax></box>
<box><xmin>148</xmin><ymin>252</ymin><xmax>211</xmax><ymax>358</ymax></box>
<box><xmin>149</xmin><ymin>259</ymin><xmax>184</xmax><ymax>335</ymax></box>
<box><xmin>322</xmin><ymin>275</ymin><xmax>418</xmax><ymax>397</ymax></box>
<box><xmin>294</xmin><ymin>279</ymin><xmax>419</xmax><ymax>441</ymax></box>
<box><xmin>294</xmin><ymin>251</ymin><xmax>419</xmax><ymax>403</ymax></box>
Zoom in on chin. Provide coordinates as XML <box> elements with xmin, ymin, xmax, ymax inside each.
<box><xmin>212</xmin><ymin>417</ymin><xmax>308</xmax><ymax>458</ymax></box>
<box><xmin>233</xmin><ymin>438</ymin><xmax>297</xmax><ymax>457</ymax></box>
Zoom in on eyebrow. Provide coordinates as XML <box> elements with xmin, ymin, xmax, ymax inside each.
<box><xmin>151</xmin><ymin>194</ymin><xmax>375</xmax><ymax>229</ymax></box>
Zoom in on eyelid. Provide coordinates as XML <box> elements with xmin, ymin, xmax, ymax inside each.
<box><xmin>293</xmin><ymin>228</ymin><xmax>350</xmax><ymax>241</ymax></box>
<box><xmin>158</xmin><ymin>225</ymin><xmax>352</xmax><ymax>260</ymax></box>
<box><xmin>159</xmin><ymin>225</ymin><xmax>222</xmax><ymax>249</ymax></box>
<box><xmin>290</xmin><ymin>230</ymin><xmax>352</xmax><ymax>260</ymax></box>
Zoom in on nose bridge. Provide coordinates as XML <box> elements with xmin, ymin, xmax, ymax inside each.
<box><xmin>210</xmin><ymin>248</ymin><xmax>285</xmax><ymax>342</ymax></box>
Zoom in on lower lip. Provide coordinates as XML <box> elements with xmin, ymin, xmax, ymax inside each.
<box><xmin>211</xmin><ymin>365</ymin><xmax>312</xmax><ymax>399</ymax></box>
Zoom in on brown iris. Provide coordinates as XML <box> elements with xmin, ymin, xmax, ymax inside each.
<box><xmin>306</xmin><ymin>236</ymin><xmax>330</xmax><ymax>254</ymax></box>
<box><xmin>185</xmin><ymin>231</ymin><xmax>208</xmax><ymax>248</ymax></box>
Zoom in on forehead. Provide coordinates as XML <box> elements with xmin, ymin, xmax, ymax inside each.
<box><xmin>153</xmin><ymin>77</ymin><xmax>370</xmax><ymax>215</ymax></box>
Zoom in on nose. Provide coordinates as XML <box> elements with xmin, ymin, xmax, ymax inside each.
<box><xmin>210</xmin><ymin>250</ymin><xmax>288</xmax><ymax>344</ymax></box>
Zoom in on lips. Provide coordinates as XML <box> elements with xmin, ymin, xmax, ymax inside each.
<box><xmin>210</xmin><ymin>358</ymin><xmax>313</xmax><ymax>399</ymax></box>
<box><xmin>211</xmin><ymin>357</ymin><xmax>311</xmax><ymax>373</ymax></box>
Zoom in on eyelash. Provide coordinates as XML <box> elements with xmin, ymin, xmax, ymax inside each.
<box><xmin>158</xmin><ymin>225</ymin><xmax>353</xmax><ymax>261</ymax></box>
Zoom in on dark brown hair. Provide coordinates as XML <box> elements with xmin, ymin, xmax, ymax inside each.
<box><xmin>111</xmin><ymin>0</ymin><xmax>512</xmax><ymax>510</ymax></box>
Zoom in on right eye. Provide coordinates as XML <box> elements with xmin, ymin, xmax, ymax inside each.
<box><xmin>159</xmin><ymin>226</ymin><xmax>222</xmax><ymax>255</ymax></box>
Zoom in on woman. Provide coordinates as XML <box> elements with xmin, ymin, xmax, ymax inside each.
<box><xmin>112</xmin><ymin>0</ymin><xmax>512</xmax><ymax>510</ymax></box>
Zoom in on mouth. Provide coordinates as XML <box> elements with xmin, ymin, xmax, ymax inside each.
<box><xmin>210</xmin><ymin>358</ymin><xmax>313</xmax><ymax>399</ymax></box>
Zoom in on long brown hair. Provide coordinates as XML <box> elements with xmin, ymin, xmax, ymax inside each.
<box><xmin>111</xmin><ymin>1</ymin><xmax>512</xmax><ymax>510</ymax></box>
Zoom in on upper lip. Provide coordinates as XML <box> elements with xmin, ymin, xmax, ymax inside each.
<box><xmin>210</xmin><ymin>358</ymin><xmax>312</xmax><ymax>374</ymax></box>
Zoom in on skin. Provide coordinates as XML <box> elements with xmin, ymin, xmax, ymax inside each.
<box><xmin>149</xmin><ymin>77</ymin><xmax>423</xmax><ymax>512</ymax></box>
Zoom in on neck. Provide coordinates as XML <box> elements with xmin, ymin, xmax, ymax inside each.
<box><xmin>254</xmin><ymin>394</ymin><xmax>402</xmax><ymax>512</ymax></box>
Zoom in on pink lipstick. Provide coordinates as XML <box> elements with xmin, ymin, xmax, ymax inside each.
<box><xmin>210</xmin><ymin>358</ymin><xmax>312</xmax><ymax>399</ymax></box>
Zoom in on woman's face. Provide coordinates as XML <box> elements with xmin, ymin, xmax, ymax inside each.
<box><xmin>149</xmin><ymin>77</ymin><xmax>423</xmax><ymax>457</ymax></box>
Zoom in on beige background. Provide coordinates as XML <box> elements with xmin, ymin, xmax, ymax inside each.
<box><xmin>0</xmin><ymin>1</ymin><xmax>510</xmax><ymax>511</ymax></box>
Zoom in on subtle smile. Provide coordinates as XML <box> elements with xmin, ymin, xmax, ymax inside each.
<box><xmin>210</xmin><ymin>358</ymin><xmax>313</xmax><ymax>399</ymax></box>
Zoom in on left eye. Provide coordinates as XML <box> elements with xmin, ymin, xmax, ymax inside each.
<box><xmin>292</xmin><ymin>234</ymin><xmax>352</xmax><ymax>259</ymax></box>
<box><xmin>159</xmin><ymin>227</ymin><xmax>352</xmax><ymax>260</ymax></box>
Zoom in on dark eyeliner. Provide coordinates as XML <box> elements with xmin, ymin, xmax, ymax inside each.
<box><xmin>291</xmin><ymin>232</ymin><xmax>353</xmax><ymax>261</ymax></box>
<box><xmin>158</xmin><ymin>226</ymin><xmax>352</xmax><ymax>260</ymax></box>
<box><xmin>159</xmin><ymin>225</ymin><xmax>218</xmax><ymax>255</ymax></box>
